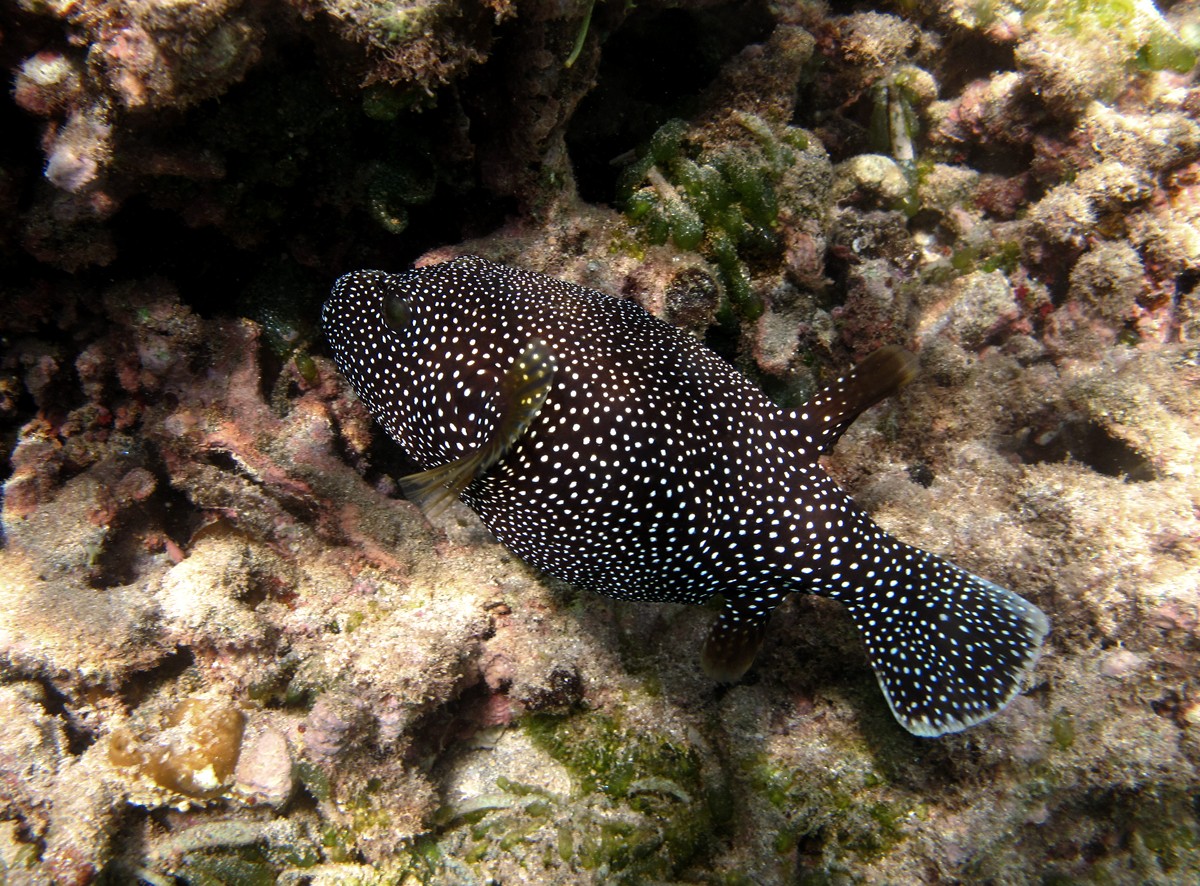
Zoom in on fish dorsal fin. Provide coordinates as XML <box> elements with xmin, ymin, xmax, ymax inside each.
<box><xmin>399</xmin><ymin>339</ymin><xmax>558</xmax><ymax>515</ymax></box>
<box><xmin>790</xmin><ymin>346</ymin><xmax>918</xmax><ymax>454</ymax></box>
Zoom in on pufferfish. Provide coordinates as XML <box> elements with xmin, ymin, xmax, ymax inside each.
<box><xmin>323</xmin><ymin>255</ymin><xmax>1049</xmax><ymax>737</ymax></box>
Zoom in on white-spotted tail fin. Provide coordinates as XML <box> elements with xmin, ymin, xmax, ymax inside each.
<box><xmin>840</xmin><ymin>543</ymin><xmax>1049</xmax><ymax>737</ymax></box>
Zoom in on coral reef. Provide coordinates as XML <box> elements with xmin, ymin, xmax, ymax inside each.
<box><xmin>1</xmin><ymin>0</ymin><xmax>1200</xmax><ymax>881</ymax></box>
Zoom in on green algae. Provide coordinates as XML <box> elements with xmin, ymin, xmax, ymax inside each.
<box><xmin>443</xmin><ymin>711</ymin><xmax>724</xmax><ymax>881</ymax></box>
<box><xmin>293</xmin><ymin>350</ymin><xmax>319</xmax><ymax>384</ymax></box>
<box><xmin>746</xmin><ymin>749</ymin><xmax>914</xmax><ymax>866</ymax></box>
<box><xmin>1042</xmin><ymin>0</ymin><xmax>1195</xmax><ymax>72</ymax></box>
<box><xmin>994</xmin><ymin>0</ymin><xmax>1197</xmax><ymax>74</ymax></box>
<box><xmin>618</xmin><ymin>114</ymin><xmax>813</xmax><ymax>322</ymax></box>
<box><xmin>1134</xmin><ymin>796</ymin><xmax>1200</xmax><ymax>874</ymax></box>
<box><xmin>366</xmin><ymin>155</ymin><xmax>436</xmax><ymax>236</ymax></box>
<box><xmin>965</xmin><ymin>788</ymin><xmax>1200</xmax><ymax>882</ymax></box>
<box><xmin>318</xmin><ymin>823</ymin><xmax>358</xmax><ymax>864</ymax></box>
<box><xmin>122</xmin><ymin>819</ymin><xmax>321</xmax><ymax>883</ymax></box>
<box><xmin>280</xmin><ymin>655</ymin><xmax>331</xmax><ymax>710</ymax></box>
<box><xmin>296</xmin><ymin>759</ymin><xmax>332</xmax><ymax>802</ymax></box>
<box><xmin>869</xmin><ymin>72</ymin><xmax>923</xmax><ymax>168</ymax></box>
<box><xmin>175</xmin><ymin>848</ymin><xmax>277</xmax><ymax>886</ymax></box>
<box><xmin>565</xmin><ymin>0</ymin><xmax>596</xmax><ymax>68</ymax></box>
<box><xmin>1051</xmin><ymin>709</ymin><xmax>1076</xmax><ymax>750</ymax></box>
<box><xmin>948</xmin><ymin>240</ymin><xmax>1023</xmax><ymax>276</ymax></box>
<box><xmin>361</xmin><ymin>84</ymin><xmax>424</xmax><ymax>121</ymax></box>
<box><xmin>306</xmin><ymin>708</ymin><xmax>730</xmax><ymax>883</ymax></box>
<box><xmin>525</xmin><ymin>711</ymin><xmax>699</xmax><ymax>799</ymax></box>
<box><xmin>347</xmin><ymin>776</ymin><xmax>396</xmax><ymax>836</ymax></box>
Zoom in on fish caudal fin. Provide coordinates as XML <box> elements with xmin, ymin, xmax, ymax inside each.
<box><xmin>840</xmin><ymin>545</ymin><xmax>1049</xmax><ymax>737</ymax></box>
<box><xmin>701</xmin><ymin>605</ymin><xmax>771</xmax><ymax>683</ymax></box>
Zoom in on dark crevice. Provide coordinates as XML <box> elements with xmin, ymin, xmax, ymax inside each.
<box><xmin>201</xmin><ymin>447</ymin><xmax>321</xmax><ymax>525</ymax></box>
<box><xmin>150</xmin><ymin>452</ymin><xmax>207</xmax><ymax>549</ymax></box>
<box><xmin>87</xmin><ymin>513</ymin><xmax>145</xmax><ymax>589</ymax></box>
<box><xmin>404</xmin><ymin>679</ymin><xmax>496</xmax><ymax>770</ymax></box>
<box><xmin>1074</xmin><ymin>423</ymin><xmax>1157</xmax><ymax>481</ymax></box>
<box><xmin>35</xmin><ymin>676</ymin><xmax>95</xmax><ymax>756</ymax></box>
<box><xmin>6</xmin><ymin>37</ymin><xmax>494</xmax><ymax>327</ymax></box>
<box><xmin>968</xmin><ymin>140</ymin><xmax>1039</xmax><ymax>178</ymax></box>
<box><xmin>703</xmin><ymin>312</ymin><xmax>745</xmax><ymax>367</ymax></box>
<box><xmin>120</xmin><ymin>646</ymin><xmax>196</xmax><ymax>711</ymax></box>
<box><xmin>566</xmin><ymin>0</ymin><xmax>775</xmax><ymax>206</ymax></box>
<box><xmin>934</xmin><ymin>30</ymin><xmax>1019</xmax><ymax>98</ymax></box>
<box><xmin>360</xmin><ymin>428</ymin><xmax>423</xmax><ymax>499</ymax></box>
<box><xmin>256</xmin><ymin>332</ymin><xmax>289</xmax><ymax>408</ymax></box>
<box><xmin>203</xmin><ymin>448</ymin><xmax>247</xmax><ymax>479</ymax></box>
<box><xmin>1019</xmin><ymin>415</ymin><xmax>1156</xmax><ymax>481</ymax></box>
<box><xmin>0</xmin><ymin>380</ymin><xmax>38</xmax><ymax>490</ymax></box>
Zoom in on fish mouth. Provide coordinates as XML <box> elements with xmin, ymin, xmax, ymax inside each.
<box><xmin>323</xmin><ymin>270</ymin><xmax>390</xmax><ymax>350</ymax></box>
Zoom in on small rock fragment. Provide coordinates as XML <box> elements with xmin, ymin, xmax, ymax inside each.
<box><xmin>1099</xmin><ymin>649</ymin><xmax>1145</xmax><ymax>679</ymax></box>
<box><xmin>834</xmin><ymin>154</ymin><xmax>910</xmax><ymax>206</ymax></box>
<box><xmin>917</xmin><ymin>270</ymin><xmax>1020</xmax><ymax>350</ymax></box>
<box><xmin>233</xmin><ymin>726</ymin><xmax>295</xmax><ymax>808</ymax></box>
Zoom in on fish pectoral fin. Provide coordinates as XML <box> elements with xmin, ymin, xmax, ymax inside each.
<box><xmin>792</xmin><ymin>345</ymin><xmax>918</xmax><ymax>454</ymax></box>
<box><xmin>489</xmin><ymin>337</ymin><xmax>558</xmax><ymax>465</ymax></box>
<box><xmin>398</xmin><ymin>450</ymin><xmax>487</xmax><ymax>516</ymax></box>
<box><xmin>399</xmin><ymin>339</ymin><xmax>558</xmax><ymax>516</ymax></box>
<box><xmin>700</xmin><ymin>604</ymin><xmax>772</xmax><ymax>684</ymax></box>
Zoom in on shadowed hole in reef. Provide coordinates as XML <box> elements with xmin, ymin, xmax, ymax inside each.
<box><xmin>405</xmin><ymin>679</ymin><xmax>502</xmax><ymax>768</ymax></box>
<box><xmin>121</xmin><ymin>646</ymin><xmax>196</xmax><ymax>711</ymax></box>
<box><xmin>88</xmin><ymin>514</ymin><xmax>147</xmax><ymax>589</ymax></box>
<box><xmin>88</xmin><ymin>459</ymin><xmax>202</xmax><ymax>589</ymax></box>
<box><xmin>37</xmin><ymin>677</ymin><xmax>97</xmax><ymax>755</ymax></box>
<box><xmin>566</xmin><ymin>0</ymin><xmax>775</xmax><ymax>206</ymax></box>
<box><xmin>1019</xmin><ymin>417</ymin><xmax>1157</xmax><ymax>481</ymax></box>
<box><xmin>197</xmin><ymin>449</ymin><xmax>317</xmax><ymax>523</ymax></box>
<box><xmin>359</xmin><ymin>427</ymin><xmax>425</xmax><ymax>500</ymax></box>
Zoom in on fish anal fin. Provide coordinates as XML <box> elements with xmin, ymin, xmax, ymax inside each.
<box><xmin>793</xmin><ymin>346</ymin><xmax>918</xmax><ymax>453</ymax></box>
<box><xmin>400</xmin><ymin>339</ymin><xmax>557</xmax><ymax>516</ymax></box>
<box><xmin>701</xmin><ymin>605</ymin><xmax>772</xmax><ymax>684</ymax></box>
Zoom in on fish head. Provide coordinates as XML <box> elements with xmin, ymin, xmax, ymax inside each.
<box><xmin>322</xmin><ymin>259</ymin><xmax>509</xmax><ymax>467</ymax></box>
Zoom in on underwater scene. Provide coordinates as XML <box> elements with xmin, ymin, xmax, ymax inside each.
<box><xmin>1</xmin><ymin>0</ymin><xmax>1199</xmax><ymax>882</ymax></box>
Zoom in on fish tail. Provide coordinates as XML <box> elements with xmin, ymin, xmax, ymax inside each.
<box><xmin>838</xmin><ymin>543</ymin><xmax>1049</xmax><ymax>737</ymax></box>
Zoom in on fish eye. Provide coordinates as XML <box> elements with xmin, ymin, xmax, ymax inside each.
<box><xmin>383</xmin><ymin>293</ymin><xmax>413</xmax><ymax>332</ymax></box>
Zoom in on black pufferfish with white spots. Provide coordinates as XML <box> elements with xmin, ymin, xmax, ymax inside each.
<box><xmin>323</xmin><ymin>255</ymin><xmax>1049</xmax><ymax>737</ymax></box>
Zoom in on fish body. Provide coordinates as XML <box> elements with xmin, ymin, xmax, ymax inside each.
<box><xmin>323</xmin><ymin>255</ymin><xmax>1049</xmax><ymax>737</ymax></box>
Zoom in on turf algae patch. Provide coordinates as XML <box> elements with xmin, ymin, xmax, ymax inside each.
<box><xmin>520</xmin><ymin>710</ymin><xmax>726</xmax><ymax>879</ymax></box>
<box><xmin>390</xmin><ymin>709</ymin><xmax>730</xmax><ymax>884</ymax></box>
<box><xmin>743</xmin><ymin>747</ymin><xmax>915</xmax><ymax>871</ymax></box>
<box><xmin>524</xmin><ymin>711</ymin><xmax>702</xmax><ymax>802</ymax></box>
